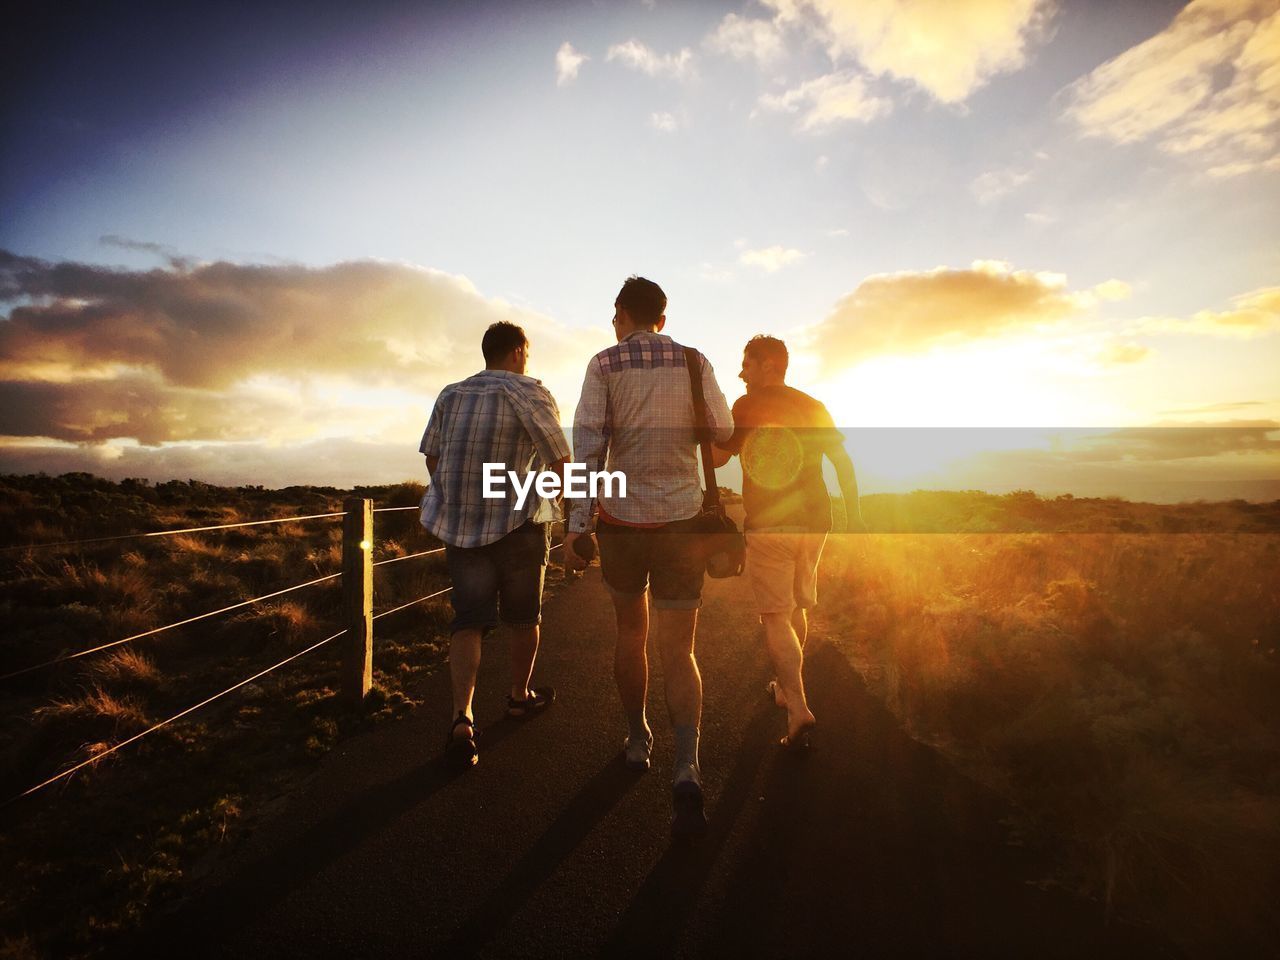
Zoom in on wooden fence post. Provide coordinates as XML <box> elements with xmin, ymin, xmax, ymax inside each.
<box><xmin>342</xmin><ymin>497</ymin><xmax>373</xmax><ymax>706</ymax></box>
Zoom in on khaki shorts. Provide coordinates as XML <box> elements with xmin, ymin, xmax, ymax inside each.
<box><xmin>746</xmin><ymin>531</ymin><xmax>828</xmax><ymax>616</ymax></box>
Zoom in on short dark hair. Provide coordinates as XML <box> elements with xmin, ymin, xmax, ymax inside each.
<box><xmin>744</xmin><ymin>335</ymin><xmax>788</xmax><ymax>376</ymax></box>
<box><xmin>481</xmin><ymin>321</ymin><xmax>527</xmax><ymax>365</ymax></box>
<box><xmin>614</xmin><ymin>276</ymin><xmax>666</xmax><ymax>327</ymax></box>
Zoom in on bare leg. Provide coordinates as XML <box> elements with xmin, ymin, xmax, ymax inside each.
<box><xmin>612</xmin><ymin>592</ymin><xmax>649</xmax><ymax>717</ymax></box>
<box><xmin>654</xmin><ymin>607</ymin><xmax>702</xmax><ymax>729</ymax></box>
<box><xmin>449</xmin><ymin>627</ymin><xmax>483</xmax><ymax>735</ymax></box>
<box><xmin>508</xmin><ymin>624</ymin><xmax>539</xmax><ymax>701</ymax></box>
<box><xmin>766</xmin><ymin>606</ymin><xmax>808</xmax><ymax>708</ymax></box>
<box><xmin>792</xmin><ymin>605</ymin><xmax>809</xmax><ymax>649</ymax></box>
<box><xmin>761</xmin><ymin>611</ymin><xmax>815</xmax><ymax>740</ymax></box>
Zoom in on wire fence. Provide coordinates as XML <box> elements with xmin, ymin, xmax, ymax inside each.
<box><xmin>5</xmin><ymin>502</ymin><xmax>567</xmax><ymax>805</ymax></box>
<box><xmin>0</xmin><ymin>572</ymin><xmax>344</xmax><ymax>682</ymax></box>
<box><xmin>0</xmin><ymin>511</ymin><xmax>347</xmax><ymax>554</ymax></box>
<box><xmin>8</xmin><ymin>630</ymin><xmax>349</xmax><ymax>804</ymax></box>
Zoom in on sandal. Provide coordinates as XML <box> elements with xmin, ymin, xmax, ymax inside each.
<box><xmin>506</xmin><ymin>686</ymin><xmax>556</xmax><ymax>719</ymax></box>
<box><xmin>444</xmin><ymin>712</ymin><xmax>478</xmax><ymax>770</ymax></box>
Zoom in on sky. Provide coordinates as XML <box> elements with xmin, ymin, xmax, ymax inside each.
<box><xmin>1</xmin><ymin>0</ymin><xmax>1278</xmax><ymax>498</ymax></box>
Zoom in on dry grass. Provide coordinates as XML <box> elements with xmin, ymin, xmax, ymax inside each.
<box><xmin>0</xmin><ymin>475</ymin><xmax>441</xmax><ymax>959</ymax></box>
<box><xmin>3</xmin><ymin>478</ymin><xmax>1271</xmax><ymax>956</ymax></box>
<box><xmin>819</xmin><ymin>528</ymin><xmax>1280</xmax><ymax>953</ymax></box>
<box><xmin>84</xmin><ymin>650</ymin><xmax>162</xmax><ymax>691</ymax></box>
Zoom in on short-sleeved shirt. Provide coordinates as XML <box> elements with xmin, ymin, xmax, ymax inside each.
<box><xmin>720</xmin><ymin>385</ymin><xmax>843</xmax><ymax>532</ymax></box>
<box><xmin>419</xmin><ymin>369</ymin><xmax>571</xmax><ymax>548</ymax></box>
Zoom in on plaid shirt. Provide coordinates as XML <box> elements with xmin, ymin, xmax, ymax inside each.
<box><xmin>568</xmin><ymin>331</ymin><xmax>733</xmax><ymax>533</ymax></box>
<box><xmin>419</xmin><ymin>370</ymin><xmax>571</xmax><ymax>548</ymax></box>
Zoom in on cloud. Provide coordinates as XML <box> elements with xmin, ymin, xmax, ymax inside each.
<box><xmin>1159</xmin><ymin>400</ymin><xmax>1265</xmax><ymax>415</ymax></box>
<box><xmin>1137</xmin><ymin>286</ymin><xmax>1280</xmax><ymax>338</ymax></box>
<box><xmin>0</xmin><ymin>250</ymin><xmax>607</xmax><ymax>447</ymax></box>
<box><xmin>99</xmin><ymin>234</ymin><xmax>192</xmax><ymax>270</ymax></box>
<box><xmin>555</xmin><ymin>41</ymin><xmax>589</xmax><ymax>86</ymax></box>
<box><xmin>1092</xmin><ymin>279</ymin><xmax>1133</xmax><ymax>302</ymax></box>
<box><xmin>739</xmin><ymin>245</ymin><xmax>806</xmax><ymax>272</ymax></box>
<box><xmin>0</xmin><ymin>375</ymin><xmax>305</xmax><ymax>445</ymax></box>
<box><xmin>1064</xmin><ymin>0</ymin><xmax>1280</xmax><ymax>177</ymax></box>
<box><xmin>756</xmin><ymin>0</ymin><xmax>1054</xmax><ymax>103</ymax></box>
<box><xmin>1096</xmin><ymin>341</ymin><xmax>1151</xmax><ymax>366</ymax></box>
<box><xmin>704</xmin><ymin>12</ymin><xmax>786</xmax><ymax>66</ymax></box>
<box><xmin>605</xmin><ymin>39</ymin><xmax>695</xmax><ymax>80</ymax></box>
<box><xmin>756</xmin><ymin>70</ymin><xmax>891</xmax><ymax>131</ymax></box>
<box><xmin>806</xmin><ymin>259</ymin><xmax>1104</xmax><ymax>368</ymax></box>
<box><xmin>923</xmin><ymin>423</ymin><xmax>1280</xmax><ymax>502</ymax></box>
<box><xmin>699</xmin><ymin>262</ymin><xmax>735</xmax><ymax>283</ymax></box>
<box><xmin>1060</xmin><ymin>421</ymin><xmax>1280</xmax><ymax>462</ymax></box>
<box><xmin>649</xmin><ymin>111</ymin><xmax>679</xmax><ymax>133</ymax></box>
<box><xmin>0</xmin><ymin>437</ymin><xmax>432</xmax><ymax>489</ymax></box>
<box><xmin>970</xmin><ymin>166</ymin><xmax>1032</xmax><ymax>204</ymax></box>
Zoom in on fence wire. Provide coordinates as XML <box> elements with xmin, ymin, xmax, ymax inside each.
<box><xmin>0</xmin><ymin>511</ymin><xmax>345</xmax><ymax>554</ymax></box>
<box><xmin>6</xmin><ymin>629</ymin><xmax>348</xmax><ymax>805</ymax></box>
<box><xmin>372</xmin><ymin>547</ymin><xmax>445</xmax><ymax>567</ymax></box>
<box><xmin>6</xmin><ymin>513</ymin><xmax>572</xmax><ymax>803</ymax></box>
<box><xmin>1</xmin><ymin>572</ymin><xmax>342</xmax><ymax>681</ymax></box>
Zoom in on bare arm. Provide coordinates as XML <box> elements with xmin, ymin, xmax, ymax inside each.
<box><xmin>827</xmin><ymin>444</ymin><xmax>866</xmax><ymax>532</ymax></box>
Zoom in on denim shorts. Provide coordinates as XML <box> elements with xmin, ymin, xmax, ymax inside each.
<box><xmin>596</xmin><ymin>514</ymin><xmax>705</xmax><ymax>610</ymax></box>
<box><xmin>444</xmin><ymin>521</ymin><xmax>549</xmax><ymax>634</ymax></box>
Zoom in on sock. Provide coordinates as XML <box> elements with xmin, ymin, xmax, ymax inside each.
<box><xmin>673</xmin><ymin>724</ymin><xmax>700</xmax><ymax>782</ymax></box>
<box><xmin>627</xmin><ymin>709</ymin><xmax>651</xmax><ymax>744</ymax></box>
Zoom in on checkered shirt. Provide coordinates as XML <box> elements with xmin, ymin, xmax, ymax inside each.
<box><xmin>568</xmin><ymin>330</ymin><xmax>733</xmax><ymax>533</ymax></box>
<box><xmin>419</xmin><ymin>370</ymin><xmax>571</xmax><ymax>548</ymax></box>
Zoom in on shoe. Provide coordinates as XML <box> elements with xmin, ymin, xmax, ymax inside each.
<box><xmin>507</xmin><ymin>686</ymin><xmax>556</xmax><ymax>719</ymax></box>
<box><xmin>444</xmin><ymin>712</ymin><xmax>478</xmax><ymax>771</ymax></box>
<box><xmin>780</xmin><ymin>718</ymin><xmax>816</xmax><ymax>753</ymax></box>
<box><xmin>671</xmin><ymin>778</ymin><xmax>708</xmax><ymax>840</ymax></box>
<box><xmin>622</xmin><ymin>732</ymin><xmax>653</xmax><ymax>771</ymax></box>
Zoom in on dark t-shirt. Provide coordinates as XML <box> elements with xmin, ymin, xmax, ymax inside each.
<box><xmin>722</xmin><ymin>385</ymin><xmax>843</xmax><ymax>532</ymax></box>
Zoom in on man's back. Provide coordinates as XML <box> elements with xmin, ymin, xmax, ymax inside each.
<box><xmin>727</xmin><ymin>384</ymin><xmax>842</xmax><ymax>532</ymax></box>
<box><xmin>420</xmin><ymin>369</ymin><xmax>567</xmax><ymax>548</ymax></box>
<box><xmin>571</xmin><ymin>330</ymin><xmax>732</xmax><ymax>528</ymax></box>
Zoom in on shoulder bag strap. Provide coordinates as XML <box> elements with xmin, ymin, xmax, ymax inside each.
<box><xmin>683</xmin><ymin>346</ymin><xmax>720</xmax><ymax>511</ymax></box>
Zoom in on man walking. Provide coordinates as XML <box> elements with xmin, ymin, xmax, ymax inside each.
<box><xmin>564</xmin><ymin>276</ymin><xmax>733</xmax><ymax>839</ymax></box>
<box><xmin>420</xmin><ymin>321</ymin><xmax>570</xmax><ymax>771</ymax></box>
<box><xmin>713</xmin><ymin>335</ymin><xmax>864</xmax><ymax>749</ymax></box>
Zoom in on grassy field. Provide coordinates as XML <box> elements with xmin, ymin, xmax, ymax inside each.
<box><xmin>819</xmin><ymin>497</ymin><xmax>1280</xmax><ymax>955</ymax></box>
<box><xmin>1</xmin><ymin>476</ymin><xmax>1278</xmax><ymax>957</ymax></box>
<box><xmin>0</xmin><ymin>473</ymin><xmax>468</xmax><ymax>959</ymax></box>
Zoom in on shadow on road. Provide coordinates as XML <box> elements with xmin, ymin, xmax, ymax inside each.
<box><xmin>147</xmin><ymin>716</ymin><xmax>532</xmax><ymax>954</ymax></box>
<box><xmin>705</xmin><ymin>643</ymin><xmax>1177</xmax><ymax>959</ymax></box>
<box><xmin>441</xmin><ymin>756</ymin><xmax>646</xmax><ymax>957</ymax></box>
<box><xmin>600</xmin><ymin>691</ymin><xmax>778</xmax><ymax>957</ymax></box>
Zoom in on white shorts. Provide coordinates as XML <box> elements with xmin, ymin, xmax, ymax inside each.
<box><xmin>745</xmin><ymin>531</ymin><xmax>828</xmax><ymax>616</ymax></box>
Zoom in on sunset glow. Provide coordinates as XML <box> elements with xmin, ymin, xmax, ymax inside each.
<box><xmin>2</xmin><ymin>0</ymin><xmax>1277</xmax><ymax>498</ymax></box>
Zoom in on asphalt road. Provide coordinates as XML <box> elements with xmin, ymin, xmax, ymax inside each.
<box><xmin>149</xmin><ymin>560</ymin><xmax>1179</xmax><ymax>959</ymax></box>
